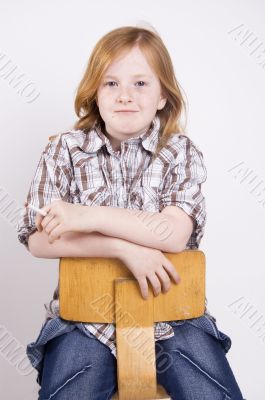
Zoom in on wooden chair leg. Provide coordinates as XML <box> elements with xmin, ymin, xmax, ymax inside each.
<box><xmin>113</xmin><ymin>278</ymin><xmax>171</xmax><ymax>400</ymax></box>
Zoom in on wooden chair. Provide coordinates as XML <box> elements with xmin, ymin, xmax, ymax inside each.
<box><xmin>59</xmin><ymin>249</ymin><xmax>206</xmax><ymax>400</ymax></box>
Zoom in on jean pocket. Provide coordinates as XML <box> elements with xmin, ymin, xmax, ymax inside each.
<box><xmin>203</xmin><ymin>314</ymin><xmax>232</xmax><ymax>354</ymax></box>
<box><xmin>168</xmin><ymin>320</ymin><xmax>186</xmax><ymax>327</ymax></box>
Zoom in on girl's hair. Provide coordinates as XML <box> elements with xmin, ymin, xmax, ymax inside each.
<box><xmin>73</xmin><ymin>25</ymin><xmax>187</xmax><ymax>159</ymax></box>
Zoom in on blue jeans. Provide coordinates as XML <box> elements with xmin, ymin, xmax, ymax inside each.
<box><xmin>37</xmin><ymin>321</ymin><xmax>244</xmax><ymax>399</ymax></box>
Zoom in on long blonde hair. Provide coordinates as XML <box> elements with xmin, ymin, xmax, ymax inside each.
<box><xmin>73</xmin><ymin>25</ymin><xmax>187</xmax><ymax>158</ymax></box>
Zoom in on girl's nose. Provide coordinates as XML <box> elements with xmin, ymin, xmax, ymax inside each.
<box><xmin>117</xmin><ymin>95</ymin><xmax>132</xmax><ymax>103</ymax></box>
<box><xmin>116</xmin><ymin>87</ymin><xmax>133</xmax><ymax>103</ymax></box>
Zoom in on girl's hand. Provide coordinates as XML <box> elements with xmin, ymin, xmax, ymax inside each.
<box><xmin>35</xmin><ymin>200</ymin><xmax>91</xmax><ymax>244</ymax></box>
<box><xmin>119</xmin><ymin>241</ymin><xmax>181</xmax><ymax>299</ymax></box>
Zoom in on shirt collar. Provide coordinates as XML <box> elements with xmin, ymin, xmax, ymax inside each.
<box><xmin>79</xmin><ymin>115</ymin><xmax>161</xmax><ymax>154</ymax></box>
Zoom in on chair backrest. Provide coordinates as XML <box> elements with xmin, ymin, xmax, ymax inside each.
<box><xmin>59</xmin><ymin>249</ymin><xmax>205</xmax><ymax>323</ymax></box>
<box><xmin>59</xmin><ymin>249</ymin><xmax>205</xmax><ymax>400</ymax></box>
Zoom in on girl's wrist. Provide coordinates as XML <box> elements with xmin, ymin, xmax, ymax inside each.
<box><xmin>76</xmin><ymin>204</ymin><xmax>99</xmax><ymax>233</ymax></box>
<box><xmin>113</xmin><ymin>237</ymin><xmax>133</xmax><ymax>260</ymax></box>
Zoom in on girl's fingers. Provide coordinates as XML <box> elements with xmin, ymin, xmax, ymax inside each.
<box><xmin>41</xmin><ymin>203</ymin><xmax>53</xmax><ymax>215</ymax></box>
<box><xmin>162</xmin><ymin>259</ymin><xmax>181</xmax><ymax>284</ymax></box>
<box><xmin>33</xmin><ymin>201</ymin><xmax>59</xmax><ymax>231</ymax></box>
<box><xmin>137</xmin><ymin>276</ymin><xmax>149</xmax><ymax>300</ymax></box>
<box><xmin>35</xmin><ymin>214</ymin><xmax>44</xmax><ymax>231</ymax></box>
<box><xmin>48</xmin><ymin>223</ymin><xmax>62</xmax><ymax>243</ymax></box>
<box><xmin>155</xmin><ymin>268</ymin><xmax>171</xmax><ymax>293</ymax></box>
<box><xmin>41</xmin><ymin>213</ymin><xmax>55</xmax><ymax>230</ymax></box>
<box><xmin>147</xmin><ymin>273</ymin><xmax>162</xmax><ymax>297</ymax></box>
<box><xmin>44</xmin><ymin>218</ymin><xmax>60</xmax><ymax>235</ymax></box>
<box><xmin>48</xmin><ymin>223</ymin><xmax>60</xmax><ymax>244</ymax></box>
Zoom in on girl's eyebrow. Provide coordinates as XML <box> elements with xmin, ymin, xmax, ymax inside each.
<box><xmin>103</xmin><ymin>74</ymin><xmax>152</xmax><ymax>79</ymax></box>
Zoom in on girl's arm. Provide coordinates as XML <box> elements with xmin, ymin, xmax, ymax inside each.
<box><xmin>86</xmin><ymin>205</ymin><xmax>189</xmax><ymax>253</ymax></box>
<box><xmin>34</xmin><ymin>201</ymin><xmax>189</xmax><ymax>254</ymax></box>
<box><xmin>28</xmin><ymin>230</ymin><xmax>127</xmax><ymax>259</ymax></box>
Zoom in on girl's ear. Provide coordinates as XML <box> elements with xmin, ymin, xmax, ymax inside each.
<box><xmin>157</xmin><ymin>96</ymin><xmax>167</xmax><ymax>111</ymax></box>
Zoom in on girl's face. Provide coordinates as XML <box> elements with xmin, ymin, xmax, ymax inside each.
<box><xmin>96</xmin><ymin>46</ymin><xmax>167</xmax><ymax>150</ymax></box>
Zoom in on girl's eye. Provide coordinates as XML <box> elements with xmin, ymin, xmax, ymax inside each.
<box><xmin>104</xmin><ymin>81</ymin><xmax>117</xmax><ymax>87</ymax></box>
<box><xmin>103</xmin><ymin>81</ymin><xmax>146</xmax><ymax>87</ymax></box>
<box><xmin>136</xmin><ymin>81</ymin><xmax>146</xmax><ymax>86</ymax></box>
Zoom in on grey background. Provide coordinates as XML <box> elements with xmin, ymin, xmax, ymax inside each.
<box><xmin>1</xmin><ymin>0</ymin><xmax>264</xmax><ymax>398</ymax></box>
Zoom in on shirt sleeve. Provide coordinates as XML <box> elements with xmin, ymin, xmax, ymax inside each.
<box><xmin>16</xmin><ymin>135</ymin><xmax>73</xmax><ymax>251</ymax></box>
<box><xmin>159</xmin><ymin>136</ymin><xmax>207</xmax><ymax>249</ymax></box>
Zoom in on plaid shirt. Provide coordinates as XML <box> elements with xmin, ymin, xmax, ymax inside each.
<box><xmin>17</xmin><ymin>115</ymin><xmax>210</xmax><ymax>357</ymax></box>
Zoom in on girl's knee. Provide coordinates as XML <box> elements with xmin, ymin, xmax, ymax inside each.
<box><xmin>39</xmin><ymin>328</ymin><xmax>117</xmax><ymax>399</ymax></box>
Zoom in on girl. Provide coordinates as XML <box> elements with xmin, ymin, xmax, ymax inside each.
<box><xmin>17</xmin><ymin>26</ymin><xmax>244</xmax><ymax>399</ymax></box>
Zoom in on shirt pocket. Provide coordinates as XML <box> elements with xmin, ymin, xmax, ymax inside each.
<box><xmin>129</xmin><ymin>185</ymin><xmax>160</xmax><ymax>212</ymax></box>
<box><xmin>130</xmin><ymin>162</ymin><xmax>164</xmax><ymax>211</ymax></box>
<box><xmin>72</xmin><ymin>159</ymin><xmax>107</xmax><ymax>206</ymax></box>
<box><xmin>80</xmin><ymin>186</ymin><xmax>106</xmax><ymax>206</ymax></box>
<box><xmin>142</xmin><ymin>162</ymin><xmax>164</xmax><ymax>188</ymax></box>
<box><xmin>75</xmin><ymin>161</ymin><xmax>106</xmax><ymax>188</ymax></box>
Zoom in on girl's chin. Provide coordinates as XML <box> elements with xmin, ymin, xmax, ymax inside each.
<box><xmin>113</xmin><ymin>123</ymin><xmax>138</xmax><ymax>131</ymax></box>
